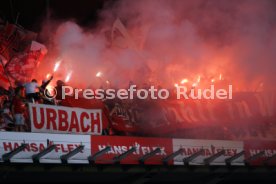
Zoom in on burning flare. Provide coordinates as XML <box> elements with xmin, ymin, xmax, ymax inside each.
<box><xmin>65</xmin><ymin>71</ymin><xmax>73</xmax><ymax>82</ymax></box>
<box><xmin>96</xmin><ymin>71</ymin><xmax>102</xmax><ymax>78</ymax></box>
<box><xmin>197</xmin><ymin>75</ymin><xmax>201</xmax><ymax>83</ymax></box>
<box><xmin>46</xmin><ymin>73</ymin><xmax>51</xmax><ymax>79</ymax></box>
<box><xmin>192</xmin><ymin>83</ymin><xmax>197</xmax><ymax>87</ymax></box>
<box><xmin>180</xmin><ymin>78</ymin><xmax>188</xmax><ymax>84</ymax></box>
<box><xmin>53</xmin><ymin>60</ymin><xmax>62</xmax><ymax>72</ymax></box>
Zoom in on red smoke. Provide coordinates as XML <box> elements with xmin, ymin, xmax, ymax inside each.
<box><xmin>35</xmin><ymin>0</ymin><xmax>276</xmax><ymax>92</ymax></box>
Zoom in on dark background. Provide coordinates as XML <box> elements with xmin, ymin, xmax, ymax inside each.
<box><xmin>0</xmin><ymin>0</ymin><xmax>113</xmax><ymax>32</ymax></box>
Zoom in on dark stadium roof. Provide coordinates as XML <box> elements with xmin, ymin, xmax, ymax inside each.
<box><xmin>0</xmin><ymin>0</ymin><xmax>109</xmax><ymax>31</ymax></box>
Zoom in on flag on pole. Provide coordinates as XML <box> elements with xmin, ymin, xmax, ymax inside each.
<box><xmin>111</xmin><ymin>18</ymin><xmax>137</xmax><ymax>50</ymax></box>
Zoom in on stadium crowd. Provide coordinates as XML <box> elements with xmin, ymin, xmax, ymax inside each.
<box><xmin>0</xmin><ymin>76</ymin><xmax>57</xmax><ymax>132</ymax></box>
<box><xmin>0</xmin><ymin>77</ymin><xmax>276</xmax><ymax>141</ymax></box>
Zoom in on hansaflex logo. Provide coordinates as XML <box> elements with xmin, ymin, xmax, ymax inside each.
<box><xmin>179</xmin><ymin>145</ymin><xmax>238</xmax><ymax>157</ymax></box>
<box><xmin>2</xmin><ymin>141</ymin><xmax>82</xmax><ymax>153</ymax></box>
<box><xmin>98</xmin><ymin>142</ymin><xmax>167</xmax><ymax>156</ymax></box>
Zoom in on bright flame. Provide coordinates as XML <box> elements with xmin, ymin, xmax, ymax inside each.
<box><xmin>96</xmin><ymin>71</ymin><xmax>102</xmax><ymax>77</ymax></box>
<box><xmin>65</xmin><ymin>71</ymin><xmax>72</xmax><ymax>82</ymax></box>
<box><xmin>46</xmin><ymin>85</ymin><xmax>54</xmax><ymax>91</ymax></box>
<box><xmin>180</xmin><ymin>78</ymin><xmax>188</xmax><ymax>84</ymax></box>
<box><xmin>46</xmin><ymin>73</ymin><xmax>51</xmax><ymax>79</ymax></box>
<box><xmin>106</xmin><ymin>80</ymin><xmax>110</xmax><ymax>84</ymax></box>
<box><xmin>211</xmin><ymin>78</ymin><xmax>215</xmax><ymax>83</ymax></box>
<box><xmin>174</xmin><ymin>83</ymin><xmax>179</xmax><ymax>87</ymax></box>
<box><xmin>197</xmin><ymin>75</ymin><xmax>201</xmax><ymax>83</ymax></box>
<box><xmin>219</xmin><ymin>73</ymin><xmax>222</xmax><ymax>80</ymax></box>
<box><xmin>53</xmin><ymin>60</ymin><xmax>62</xmax><ymax>72</ymax></box>
<box><xmin>192</xmin><ymin>83</ymin><xmax>197</xmax><ymax>87</ymax></box>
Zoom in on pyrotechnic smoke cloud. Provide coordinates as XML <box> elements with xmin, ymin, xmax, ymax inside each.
<box><xmin>38</xmin><ymin>0</ymin><xmax>276</xmax><ymax>91</ymax></box>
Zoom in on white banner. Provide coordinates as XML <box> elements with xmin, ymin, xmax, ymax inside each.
<box><xmin>0</xmin><ymin>132</ymin><xmax>90</xmax><ymax>163</ymax></box>
<box><xmin>29</xmin><ymin>104</ymin><xmax>102</xmax><ymax>135</ymax></box>
<box><xmin>172</xmin><ymin>139</ymin><xmax>244</xmax><ymax>165</ymax></box>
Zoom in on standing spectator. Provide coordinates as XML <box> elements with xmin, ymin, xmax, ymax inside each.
<box><xmin>55</xmin><ymin>80</ymin><xmax>65</xmax><ymax>102</ymax></box>
<box><xmin>40</xmin><ymin>76</ymin><xmax>54</xmax><ymax>93</ymax></box>
<box><xmin>40</xmin><ymin>76</ymin><xmax>54</xmax><ymax>104</ymax></box>
<box><xmin>24</xmin><ymin>79</ymin><xmax>40</xmax><ymax>103</ymax></box>
<box><xmin>2</xmin><ymin>101</ymin><xmax>14</xmax><ymax>129</ymax></box>
<box><xmin>12</xmin><ymin>88</ymin><xmax>26</xmax><ymax>132</ymax></box>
